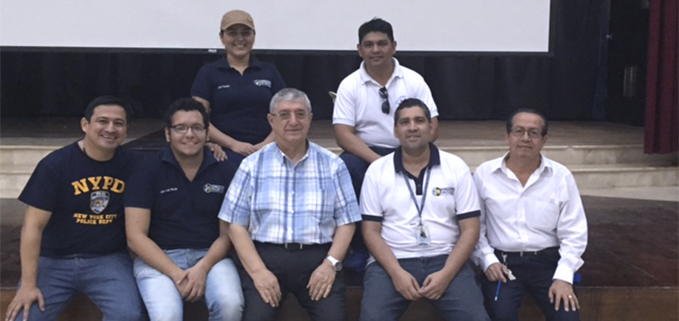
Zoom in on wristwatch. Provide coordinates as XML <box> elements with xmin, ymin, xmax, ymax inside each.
<box><xmin>326</xmin><ymin>255</ymin><xmax>342</xmax><ymax>272</ymax></box>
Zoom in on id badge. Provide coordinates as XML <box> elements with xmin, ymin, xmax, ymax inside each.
<box><xmin>416</xmin><ymin>223</ymin><xmax>431</xmax><ymax>246</ymax></box>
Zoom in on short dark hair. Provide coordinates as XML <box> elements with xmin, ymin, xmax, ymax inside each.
<box><xmin>506</xmin><ymin>108</ymin><xmax>549</xmax><ymax>136</ymax></box>
<box><xmin>84</xmin><ymin>96</ymin><xmax>130</xmax><ymax>122</ymax></box>
<box><xmin>358</xmin><ymin>18</ymin><xmax>394</xmax><ymax>43</ymax></box>
<box><xmin>164</xmin><ymin>98</ymin><xmax>210</xmax><ymax>128</ymax></box>
<box><xmin>394</xmin><ymin>98</ymin><xmax>431</xmax><ymax>126</ymax></box>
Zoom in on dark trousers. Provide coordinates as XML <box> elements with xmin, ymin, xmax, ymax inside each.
<box><xmin>339</xmin><ymin>146</ymin><xmax>396</xmax><ymax>197</ymax></box>
<box><xmin>361</xmin><ymin>258</ymin><xmax>490</xmax><ymax>321</ymax></box>
<box><xmin>481</xmin><ymin>248</ymin><xmax>580</xmax><ymax>321</ymax></box>
<box><xmin>340</xmin><ymin>147</ymin><xmax>395</xmax><ymax>260</ymax></box>
<box><xmin>236</xmin><ymin>242</ymin><xmax>346</xmax><ymax>321</ymax></box>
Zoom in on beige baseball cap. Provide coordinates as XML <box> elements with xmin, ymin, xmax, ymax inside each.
<box><xmin>221</xmin><ymin>10</ymin><xmax>255</xmax><ymax>31</ymax></box>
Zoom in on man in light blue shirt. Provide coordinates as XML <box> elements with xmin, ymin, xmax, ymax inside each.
<box><xmin>219</xmin><ymin>88</ymin><xmax>361</xmax><ymax>321</ymax></box>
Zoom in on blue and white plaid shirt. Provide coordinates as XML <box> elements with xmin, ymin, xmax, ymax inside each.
<box><xmin>218</xmin><ymin>141</ymin><xmax>361</xmax><ymax>244</ymax></box>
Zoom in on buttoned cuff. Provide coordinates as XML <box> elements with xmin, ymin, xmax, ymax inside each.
<box><xmin>552</xmin><ymin>264</ymin><xmax>575</xmax><ymax>284</ymax></box>
<box><xmin>482</xmin><ymin>253</ymin><xmax>500</xmax><ymax>272</ymax></box>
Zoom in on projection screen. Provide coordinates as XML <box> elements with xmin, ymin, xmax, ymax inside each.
<box><xmin>0</xmin><ymin>0</ymin><xmax>551</xmax><ymax>52</ymax></box>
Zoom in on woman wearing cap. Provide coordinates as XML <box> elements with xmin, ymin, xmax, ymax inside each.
<box><xmin>191</xmin><ymin>9</ymin><xmax>286</xmax><ymax>165</ymax></box>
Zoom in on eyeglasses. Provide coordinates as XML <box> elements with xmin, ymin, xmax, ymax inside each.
<box><xmin>509</xmin><ymin>128</ymin><xmax>543</xmax><ymax>139</ymax></box>
<box><xmin>270</xmin><ymin>111</ymin><xmax>309</xmax><ymax>121</ymax></box>
<box><xmin>222</xmin><ymin>29</ymin><xmax>254</xmax><ymax>39</ymax></box>
<box><xmin>379</xmin><ymin>87</ymin><xmax>389</xmax><ymax>114</ymax></box>
<box><xmin>170</xmin><ymin>125</ymin><xmax>206</xmax><ymax>134</ymax></box>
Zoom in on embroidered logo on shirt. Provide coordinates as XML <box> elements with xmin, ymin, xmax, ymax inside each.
<box><xmin>432</xmin><ymin>187</ymin><xmax>455</xmax><ymax>196</ymax></box>
<box><xmin>90</xmin><ymin>191</ymin><xmax>110</xmax><ymax>214</ymax></box>
<box><xmin>217</xmin><ymin>85</ymin><xmax>231</xmax><ymax>89</ymax></box>
<box><xmin>253</xmin><ymin>79</ymin><xmax>272</xmax><ymax>88</ymax></box>
<box><xmin>160</xmin><ymin>187</ymin><xmax>178</xmax><ymax>194</ymax></box>
<box><xmin>203</xmin><ymin>184</ymin><xmax>225</xmax><ymax>194</ymax></box>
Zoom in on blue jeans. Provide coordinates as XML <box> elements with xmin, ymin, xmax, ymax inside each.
<box><xmin>361</xmin><ymin>256</ymin><xmax>490</xmax><ymax>321</ymax></box>
<box><xmin>481</xmin><ymin>249</ymin><xmax>580</xmax><ymax>321</ymax></box>
<box><xmin>134</xmin><ymin>249</ymin><xmax>243</xmax><ymax>321</ymax></box>
<box><xmin>14</xmin><ymin>252</ymin><xmax>144</xmax><ymax>321</ymax></box>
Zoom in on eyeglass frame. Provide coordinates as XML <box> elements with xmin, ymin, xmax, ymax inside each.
<box><xmin>269</xmin><ymin>110</ymin><xmax>311</xmax><ymax>121</ymax></box>
<box><xmin>379</xmin><ymin>87</ymin><xmax>389</xmax><ymax>114</ymax></box>
<box><xmin>509</xmin><ymin>127</ymin><xmax>544</xmax><ymax>139</ymax></box>
<box><xmin>169</xmin><ymin>124</ymin><xmax>207</xmax><ymax>134</ymax></box>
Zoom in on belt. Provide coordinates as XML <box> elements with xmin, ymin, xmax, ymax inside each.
<box><xmin>254</xmin><ymin>241</ymin><xmax>328</xmax><ymax>251</ymax></box>
<box><xmin>495</xmin><ymin>247</ymin><xmax>559</xmax><ymax>257</ymax></box>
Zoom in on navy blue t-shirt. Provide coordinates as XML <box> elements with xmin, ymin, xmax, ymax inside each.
<box><xmin>19</xmin><ymin>143</ymin><xmax>138</xmax><ymax>257</ymax></box>
<box><xmin>191</xmin><ymin>57</ymin><xmax>286</xmax><ymax>145</ymax></box>
<box><xmin>124</xmin><ymin>147</ymin><xmax>237</xmax><ymax>249</ymax></box>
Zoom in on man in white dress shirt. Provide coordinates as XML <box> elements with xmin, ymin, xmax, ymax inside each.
<box><xmin>473</xmin><ymin>109</ymin><xmax>587</xmax><ymax>321</ymax></box>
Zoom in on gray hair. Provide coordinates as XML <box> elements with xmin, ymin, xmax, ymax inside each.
<box><xmin>269</xmin><ymin>88</ymin><xmax>312</xmax><ymax>113</ymax></box>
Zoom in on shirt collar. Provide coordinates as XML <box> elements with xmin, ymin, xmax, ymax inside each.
<box><xmin>497</xmin><ymin>152</ymin><xmax>551</xmax><ymax>175</ymax></box>
<box><xmin>216</xmin><ymin>57</ymin><xmax>263</xmax><ymax>70</ymax></box>
<box><xmin>393</xmin><ymin>143</ymin><xmax>441</xmax><ymax>174</ymax></box>
<box><xmin>271</xmin><ymin>140</ymin><xmax>312</xmax><ymax>166</ymax></box>
<box><xmin>161</xmin><ymin>145</ymin><xmax>217</xmax><ymax>173</ymax></box>
<box><xmin>359</xmin><ymin>57</ymin><xmax>403</xmax><ymax>86</ymax></box>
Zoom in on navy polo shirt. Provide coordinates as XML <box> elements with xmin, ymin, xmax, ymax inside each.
<box><xmin>125</xmin><ymin>147</ymin><xmax>237</xmax><ymax>250</ymax></box>
<box><xmin>191</xmin><ymin>57</ymin><xmax>286</xmax><ymax>145</ymax></box>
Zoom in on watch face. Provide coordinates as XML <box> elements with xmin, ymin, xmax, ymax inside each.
<box><xmin>333</xmin><ymin>261</ymin><xmax>343</xmax><ymax>272</ymax></box>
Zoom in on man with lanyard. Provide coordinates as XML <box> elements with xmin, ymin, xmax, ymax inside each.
<box><xmin>125</xmin><ymin>98</ymin><xmax>243</xmax><ymax>320</ymax></box>
<box><xmin>219</xmin><ymin>88</ymin><xmax>361</xmax><ymax>321</ymax></box>
<box><xmin>4</xmin><ymin>96</ymin><xmax>144</xmax><ymax>321</ymax></box>
<box><xmin>359</xmin><ymin>98</ymin><xmax>489</xmax><ymax>321</ymax></box>
<box><xmin>333</xmin><ymin>17</ymin><xmax>440</xmax><ymax>271</ymax></box>
<box><xmin>473</xmin><ymin>109</ymin><xmax>587</xmax><ymax>321</ymax></box>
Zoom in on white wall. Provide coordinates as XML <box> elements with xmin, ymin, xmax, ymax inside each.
<box><xmin>0</xmin><ymin>0</ymin><xmax>550</xmax><ymax>52</ymax></box>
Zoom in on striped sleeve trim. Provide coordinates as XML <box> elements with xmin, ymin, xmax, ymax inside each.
<box><xmin>361</xmin><ymin>214</ymin><xmax>383</xmax><ymax>222</ymax></box>
<box><xmin>457</xmin><ymin>210</ymin><xmax>481</xmax><ymax>220</ymax></box>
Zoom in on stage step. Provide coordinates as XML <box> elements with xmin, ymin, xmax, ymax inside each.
<box><xmin>327</xmin><ymin>145</ymin><xmax>677</xmax><ymax>167</ymax></box>
<box><xmin>0</xmin><ymin>144</ymin><xmax>677</xmax><ymax>199</ymax></box>
<box><xmin>3</xmin><ymin>144</ymin><xmax>676</xmax><ymax>168</ymax></box>
<box><xmin>0</xmin><ymin>146</ymin><xmax>56</xmax><ymax>167</ymax></box>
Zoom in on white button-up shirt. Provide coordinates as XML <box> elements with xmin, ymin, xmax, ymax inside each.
<box><xmin>472</xmin><ymin>154</ymin><xmax>588</xmax><ymax>283</ymax></box>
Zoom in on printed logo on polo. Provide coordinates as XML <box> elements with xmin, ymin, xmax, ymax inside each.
<box><xmin>254</xmin><ymin>79</ymin><xmax>272</xmax><ymax>88</ymax></box>
<box><xmin>90</xmin><ymin>191</ymin><xmax>110</xmax><ymax>214</ymax></box>
<box><xmin>203</xmin><ymin>184</ymin><xmax>225</xmax><ymax>194</ymax></box>
<box><xmin>396</xmin><ymin>95</ymin><xmax>408</xmax><ymax>106</ymax></box>
<box><xmin>217</xmin><ymin>85</ymin><xmax>231</xmax><ymax>89</ymax></box>
<box><xmin>432</xmin><ymin>187</ymin><xmax>455</xmax><ymax>196</ymax></box>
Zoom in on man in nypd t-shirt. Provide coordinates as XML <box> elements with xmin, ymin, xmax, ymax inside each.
<box><xmin>4</xmin><ymin>96</ymin><xmax>144</xmax><ymax>321</ymax></box>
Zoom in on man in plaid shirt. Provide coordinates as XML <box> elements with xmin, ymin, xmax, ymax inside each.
<box><xmin>219</xmin><ymin>88</ymin><xmax>361</xmax><ymax>321</ymax></box>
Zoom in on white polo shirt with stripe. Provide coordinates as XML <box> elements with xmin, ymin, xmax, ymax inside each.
<box><xmin>360</xmin><ymin>144</ymin><xmax>480</xmax><ymax>264</ymax></box>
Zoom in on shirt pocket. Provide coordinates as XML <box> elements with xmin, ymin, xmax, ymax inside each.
<box><xmin>526</xmin><ymin>200</ymin><xmax>559</xmax><ymax>233</ymax></box>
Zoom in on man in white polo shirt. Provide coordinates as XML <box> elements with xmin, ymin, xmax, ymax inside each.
<box><xmin>473</xmin><ymin>109</ymin><xmax>587</xmax><ymax>321</ymax></box>
<box><xmin>333</xmin><ymin>17</ymin><xmax>439</xmax><ymax>270</ymax></box>
<box><xmin>359</xmin><ymin>98</ymin><xmax>489</xmax><ymax>321</ymax></box>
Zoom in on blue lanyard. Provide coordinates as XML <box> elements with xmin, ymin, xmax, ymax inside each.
<box><xmin>403</xmin><ymin>167</ymin><xmax>432</xmax><ymax>220</ymax></box>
